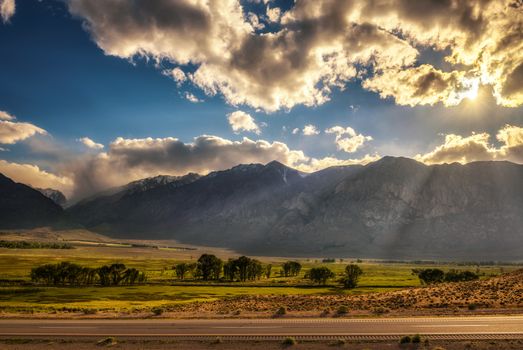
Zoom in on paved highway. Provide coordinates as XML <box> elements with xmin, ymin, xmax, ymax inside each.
<box><xmin>1</xmin><ymin>316</ymin><xmax>523</xmax><ymax>339</ymax></box>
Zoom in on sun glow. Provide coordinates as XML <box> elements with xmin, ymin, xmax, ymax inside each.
<box><xmin>461</xmin><ymin>77</ymin><xmax>480</xmax><ymax>101</ymax></box>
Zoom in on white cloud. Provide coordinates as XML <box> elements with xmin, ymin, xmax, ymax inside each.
<box><xmin>325</xmin><ymin>126</ymin><xmax>372</xmax><ymax>153</ymax></box>
<box><xmin>0</xmin><ymin>119</ymin><xmax>47</xmax><ymax>144</ymax></box>
<box><xmin>78</xmin><ymin>137</ymin><xmax>104</xmax><ymax>150</ymax></box>
<box><xmin>184</xmin><ymin>92</ymin><xmax>202</xmax><ymax>103</ymax></box>
<box><xmin>415</xmin><ymin>125</ymin><xmax>523</xmax><ymax>165</ymax></box>
<box><xmin>292</xmin><ymin>128</ymin><xmax>300</xmax><ymax>135</ymax></box>
<box><xmin>247</xmin><ymin>12</ymin><xmax>264</xmax><ymax>30</ymax></box>
<box><xmin>302</xmin><ymin>124</ymin><xmax>320</xmax><ymax>136</ymax></box>
<box><xmin>0</xmin><ymin>0</ymin><xmax>15</xmax><ymax>23</ymax></box>
<box><xmin>227</xmin><ymin>111</ymin><xmax>261</xmax><ymax>134</ymax></box>
<box><xmin>0</xmin><ymin>110</ymin><xmax>15</xmax><ymax>120</ymax></box>
<box><xmin>266</xmin><ymin>6</ymin><xmax>281</xmax><ymax>23</ymax></box>
<box><xmin>168</xmin><ymin>67</ymin><xmax>186</xmax><ymax>85</ymax></box>
<box><xmin>63</xmin><ymin>133</ymin><xmax>376</xmax><ymax>199</ymax></box>
<box><xmin>67</xmin><ymin>0</ymin><xmax>523</xmax><ymax>111</ymax></box>
<box><xmin>294</xmin><ymin>154</ymin><xmax>380</xmax><ymax>173</ymax></box>
<box><xmin>0</xmin><ymin>159</ymin><xmax>73</xmax><ymax>196</ymax></box>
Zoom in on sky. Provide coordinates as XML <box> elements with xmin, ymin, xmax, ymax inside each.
<box><xmin>0</xmin><ymin>0</ymin><xmax>523</xmax><ymax>201</ymax></box>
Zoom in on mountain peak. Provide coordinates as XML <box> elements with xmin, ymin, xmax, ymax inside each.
<box><xmin>265</xmin><ymin>160</ymin><xmax>286</xmax><ymax>168</ymax></box>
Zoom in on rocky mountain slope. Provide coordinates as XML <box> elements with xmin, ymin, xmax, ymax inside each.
<box><xmin>36</xmin><ymin>188</ymin><xmax>67</xmax><ymax>207</ymax></box>
<box><xmin>67</xmin><ymin>157</ymin><xmax>523</xmax><ymax>260</ymax></box>
<box><xmin>0</xmin><ymin>174</ymin><xmax>68</xmax><ymax>229</ymax></box>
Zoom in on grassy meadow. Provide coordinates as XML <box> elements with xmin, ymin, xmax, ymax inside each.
<box><xmin>0</xmin><ymin>237</ymin><xmax>519</xmax><ymax>315</ymax></box>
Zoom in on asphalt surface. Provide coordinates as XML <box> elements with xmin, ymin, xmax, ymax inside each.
<box><xmin>1</xmin><ymin>316</ymin><xmax>523</xmax><ymax>339</ymax></box>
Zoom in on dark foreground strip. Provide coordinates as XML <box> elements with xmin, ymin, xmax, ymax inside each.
<box><xmin>2</xmin><ymin>333</ymin><xmax>523</xmax><ymax>341</ymax></box>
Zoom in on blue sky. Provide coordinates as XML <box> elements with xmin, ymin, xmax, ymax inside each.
<box><xmin>1</xmin><ymin>0</ymin><xmax>522</xmax><ymax>199</ymax></box>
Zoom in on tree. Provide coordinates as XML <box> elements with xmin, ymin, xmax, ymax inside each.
<box><xmin>197</xmin><ymin>254</ymin><xmax>223</xmax><ymax>281</ymax></box>
<box><xmin>222</xmin><ymin>256</ymin><xmax>264</xmax><ymax>282</ymax></box>
<box><xmin>265</xmin><ymin>264</ymin><xmax>272</xmax><ymax>279</ymax></box>
<box><xmin>282</xmin><ymin>261</ymin><xmax>302</xmax><ymax>277</ymax></box>
<box><xmin>413</xmin><ymin>268</ymin><xmax>445</xmax><ymax>284</ymax></box>
<box><xmin>306</xmin><ymin>267</ymin><xmax>335</xmax><ymax>285</ymax></box>
<box><xmin>223</xmin><ymin>259</ymin><xmax>238</xmax><ymax>281</ymax></box>
<box><xmin>30</xmin><ymin>262</ymin><xmax>144</xmax><ymax>286</ymax></box>
<box><xmin>444</xmin><ymin>269</ymin><xmax>479</xmax><ymax>282</ymax></box>
<box><xmin>342</xmin><ymin>264</ymin><xmax>363</xmax><ymax>289</ymax></box>
<box><xmin>174</xmin><ymin>263</ymin><xmax>191</xmax><ymax>280</ymax></box>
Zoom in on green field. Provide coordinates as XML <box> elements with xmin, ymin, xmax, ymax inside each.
<box><xmin>0</xmin><ymin>245</ymin><xmax>519</xmax><ymax>315</ymax></box>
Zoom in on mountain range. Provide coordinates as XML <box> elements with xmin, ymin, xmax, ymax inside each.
<box><xmin>2</xmin><ymin>157</ymin><xmax>523</xmax><ymax>260</ymax></box>
<box><xmin>0</xmin><ymin>174</ymin><xmax>68</xmax><ymax>229</ymax></box>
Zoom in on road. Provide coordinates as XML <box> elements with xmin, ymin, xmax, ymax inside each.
<box><xmin>1</xmin><ymin>316</ymin><xmax>523</xmax><ymax>340</ymax></box>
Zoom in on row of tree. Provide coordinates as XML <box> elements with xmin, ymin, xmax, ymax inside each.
<box><xmin>0</xmin><ymin>240</ymin><xmax>73</xmax><ymax>249</ymax></box>
<box><xmin>173</xmin><ymin>254</ymin><xmax>364</xmax><ymax>288</ymax></box>
<box><xmin>305</xmin><ymin>264</ymin><xmax>363</xmax><ymax>288</ymax></box>
<box><xmin>412</xmin><ymin>268</ymin><xmax>479</xmax><ymax>285</ymax></box>
<box><xmin>30</xmin><ymin>262</ymin><xmax>146</xmax><ymax>286</ymax></box>
<box><xmin>173</xmin><ymin>254</ymin><xmax>299</xmax><ymax>281</ymax></box>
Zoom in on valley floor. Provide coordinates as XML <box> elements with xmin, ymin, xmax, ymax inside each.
<box><xmin>0</xmin><ymin>229</ymin><xmax>522</xmax><ymax>320</ymax></box>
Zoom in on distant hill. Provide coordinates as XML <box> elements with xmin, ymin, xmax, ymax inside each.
<box><xmin>35</xmin><ymin>188</ymin><xmax>67</xmax><ymax>207</ymax></box>
<box><xmin>66</xmin><ymin>157</ymin><xmax>523</xmax><ymax>260</ymax></box>
<box><xmin>0</xmin><ymin>173</ymin><xmax>69</xmax><ymax>229</ymax></box>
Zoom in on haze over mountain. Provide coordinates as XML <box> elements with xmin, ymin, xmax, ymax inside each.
<box><xmin>35</xmin><ymin>188</ymin><xmax>67</xmax><ymax>207</ymax></box>
<box><xmin>65</xmin><ymin>157</ymin><xmax>523</xmax><ymax>260</ymax></box>
<box><xmin>0</xmin><ymin>174</ymin><xmax>68</xmax><ymax>229</ymax></box>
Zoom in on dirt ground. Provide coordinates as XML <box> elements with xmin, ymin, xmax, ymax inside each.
<box><xmin>2</xmin><ymin>338</ymin><xmax>523</xmax><ymax>350</ymax></box>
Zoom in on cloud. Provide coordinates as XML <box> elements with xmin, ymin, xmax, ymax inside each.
<box><xmin>302</xmin><ymin>124</ymin><xmax>319</xmax><ymax>136</ymax></box>
<box><xmin>68</xmin><ymin>135</ymin><xmax>307</xmax><ymax>198</ymax></box>
<box><xmin>67</xmin><ymin>0</ymin><xmax>523</xmax><ymax>110</ymax></box>
<box><xmin>0</xmin><ymin>118</ymin><xmax>47</xmax><ymax>144</ymax></box>
<box><xmin>0</xmin><ymin>110</ymin><xmax>15</xmax><ymax>121</ymax></box>
<box><xmin>67</xmin><ymin>0</ymin><xmax>414</xmax><ymax>111</ymax></box>
<box><xmin>363</xmin><ymin>65</ymin><xmax>479</xmax><ymax>107</ymax></box>
<box><xmin>0</xmin><ymin>0</ymin><xmax>15</xmax><ymax>23</ymax></box>
<box><xmin>0</xmin><ymin>159</ymin><xmax>73</xmax><ymax>196</ymax></box>
<box><xmin>184</xmin><ymin>92</ymin><xmax>202</xmax><ymax>103</ymax></box>
<box><xmin>294</xmin><ymin>154</ymin><xmax>380</xmax><ymax>173</ymax></box>
<box><xmin>325</xmin><ymin>126</ymin><xmax>372</xmax><ymax>153</ymax></box>
<box><xmin>78</xmin><ymin>137</ymin><xmax>104</xmax><ymax>150</ymax></box>
<box><xmin>266</xmin><ymin>6</ymin><xmax>281</xmax><ymax>23</ymax></box>
<box><xmin>227</xmin><ymin>111</ymin><xmax>261</xmax><ymax>134</ymax></box>
<box><xmin>167</xmin><ymin>67</ymin><xmax>187</xmax><ymax>85</ymax></box>
<box><xmin>292</xmin><ymin>128</ymin><xmax>300</xmax><ymax>135</ymax></box>
<box><xmin>63</xmin><ymin>133</ymin><xmax>376</xmax><ymax>199</ymax></box>
<box><xmin>416</xmin><ymin>125</ymin><xmax>523</xmax><ymax>164</ymax></box>
<box><xmin>247</xmin><ymin>12</ymin><xmax>264</xmax><ymax>30</ymax></box>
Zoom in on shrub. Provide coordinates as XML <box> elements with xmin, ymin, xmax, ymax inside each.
<box><xmin>337</xmin><ymin>305</ymin><xmax>349</xmax><ymax>315</ymax></box>
<box><xmin>372</xmin><ymin>307</ymin><xmax>389</xmax><ymax>315</ymax></box>
<box><xmin>411</xmin><ymin>334</ymin><xmax>421</xmax><ymax>343</ymax></box>
<box><xmin>468</xmin><ymin>303</ymin><xmax>477</xmax><ymax>310</ymax></box>
<box><xmin>151</xmin><ymin>307</ymin><xmax>164</xmax><ymax>316</ymax></box>
<box><xmin>282</xmin><ymin>337</ymin><xmax>297</xmax><ymax>346</ymax></box>
<box><xmin>399</xmin><ymin>335</ymin><xmax>411</xmax><ymax>344</ymax></box>
<box><xmin>331</xmin><ymin>338</ymin><xmax>346</xmax><ymax>346</ymax></box>
<box><xmin>275</xmin><ymin>306</ymin><xmax>287</xmax><ymax>316</ymax></box>
<box><xmin>82</xmin><ymin>308</ymin><xmax>97</xmax><ymax>315</ymax></box>
<box><xmin>96</xmin><ymin>337</ymin><xmax>117</xmax><ymax>347</ymax></box>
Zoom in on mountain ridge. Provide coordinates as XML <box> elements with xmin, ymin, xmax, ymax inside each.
<box><xmin>65</xmin><ymin>157</ymin><xmax>523</xmax><ymax>260</ymax></box>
